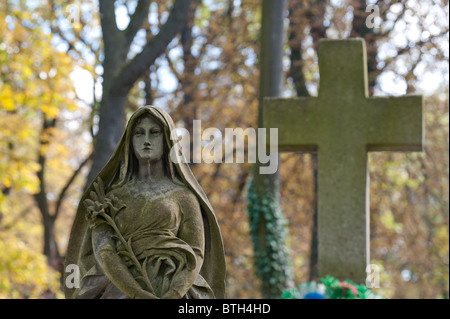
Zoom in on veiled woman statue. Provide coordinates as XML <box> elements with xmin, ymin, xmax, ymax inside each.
<box><xmin>64</xmin><ymin>106</ymin><xmax>226</xmax><ymax>299</ymax></box>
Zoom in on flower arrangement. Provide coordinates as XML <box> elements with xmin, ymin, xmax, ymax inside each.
<box><xmin>281</xmin><ymin>276</ymin><xmax>383</xmax><ymax>299</ymax></box>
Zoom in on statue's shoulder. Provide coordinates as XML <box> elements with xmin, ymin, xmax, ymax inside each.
<box><xmin>105</xmin><ymin>181</ymin><xmax>134</xmax><ymax>198</ymax></box>
<box><xmin>169</xmin><ymin>182</ymin><xmax>192</xmax><ymax>196</ymax></box>
<box><xmin>169</xmin><ymin>181</ymin><xmax>198</xmax><ymax>203</ymax></box>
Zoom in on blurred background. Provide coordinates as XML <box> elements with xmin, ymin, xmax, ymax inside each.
<box><xmin>0</xmin><ymin>0</ymin><xmax>448</xmax><ymax>299</ymax></box>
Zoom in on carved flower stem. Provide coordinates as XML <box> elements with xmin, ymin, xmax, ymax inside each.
<box><xmin>100</xmin><ymin>211</ymin><xmax>155</xmax><ymax>295</ymax></box>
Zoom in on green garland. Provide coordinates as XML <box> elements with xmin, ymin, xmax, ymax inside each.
<box><xmin>247</xmin><ymin>177</ymin><xmax>293</xmax><ymax>298</ymax></box>
<box><xmin>282</xmin><ymin>275</ymin><xmax>384</xmax><ymax>299</ymax></box>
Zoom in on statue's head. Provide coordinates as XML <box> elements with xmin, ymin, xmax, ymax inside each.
<box><xmin>127</xmin><ymin>112</ymin><xmax>173</xmax><ymax>180</ymax></box>
<box><xmin>131</xmin><ymin>113</ymin><xmax>165</xmax><ymax>164</ymax></box>
<box><xmin>109</xmin><ymin>106</ymin><xmax>181</xmax><ymax>190</ymax></box>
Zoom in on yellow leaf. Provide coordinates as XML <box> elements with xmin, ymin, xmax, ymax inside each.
<box><xmin>41</xmin><ymin>105</ymin><xmax>59</xmax><ymax>118</ymax></box>
<box><xmin>1</xmin><ymin>84</ymin><xmax>15</xmax><ymax>111</ymax></box>
<box><xmin>2</xmin><ymin>177</ymin><xmax>12</xmax><ymax>188</ymax></box>
<box><xmin>2</xmin><ymin>98</ymin><xmax>15</xmax><ymax>111</ymax></box>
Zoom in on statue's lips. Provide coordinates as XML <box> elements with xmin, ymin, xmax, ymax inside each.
<box><xmin>142</xmin><ymin>147</ymin><xmax>152</xmax><ymax>151</ymax></box>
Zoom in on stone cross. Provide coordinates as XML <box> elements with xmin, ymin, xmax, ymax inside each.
<box><xmin>263</xmin><ymin>38</ymin><xmax>423</xmax><ymax>283</ymax></box>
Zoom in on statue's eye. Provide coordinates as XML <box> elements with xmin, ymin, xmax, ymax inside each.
<box><xmin>151</xmin><ymin>130</ymin><xmax>161</xmax><ymax>135</ymax></box>
<box><xmin>134</xmin><ymin>130</ymin><xmax>144</xmax><ymax>136</ymax></box>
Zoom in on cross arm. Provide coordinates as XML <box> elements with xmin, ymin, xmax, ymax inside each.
<box><xmin>263</xmin><ymin>97</ymin><xmax>321</xmax><ymax>151</ymax></box>
<box><xmin>365</xmin><ymin>95</ymin><xmax>424</xmax><ymax>152</ymax></box>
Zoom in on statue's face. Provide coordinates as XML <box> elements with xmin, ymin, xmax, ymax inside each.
<box><xmin>132</xmin><ymin>116</ymin><xmax>164</xmax><ymax>164</ymax></box>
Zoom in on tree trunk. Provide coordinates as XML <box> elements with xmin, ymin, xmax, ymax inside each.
<box><xmin>350</xmin><ymin>0</ymin><xmax>379</xmax><ymax>96</ymax></box>
<box><xmin>86</xmin><ymin>93</ymin><xmax>128</xmax><ymax>186</ymax></box>
<box><xmin>309</xmin><ymin>155</ymin><xmax>319</xmax><ymax>281</ymax></box>
<box><xmin>248</xmin><ymin>0</ymin><xmax>293</xmax><ymax>299</ymax></box>
<box><xmin>85</xmin><ymin>0</ymin><xmax>192</xmax><ymax>187</ymax></box>
<box><xmin>287</xmin><ymin>0</ymin><xmax>324</xmax><ymax>282</ymax></box>
<box><xmin>35</xmin><ymin>190</ymin><xmax>61</xmax><ymax>270</ymax></box>
<box><xmin>42</xmin><ymin>215</ymin><xmax>61</xmax><ymax>271</ymax></box>
<box><xmin>34</xmin><ymin>116</ymin><xmax>62</xmax><ymax>271</ymax></box>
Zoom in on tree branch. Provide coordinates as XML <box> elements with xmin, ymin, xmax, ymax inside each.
<box><xmin>54</xmin><ymin>152</ymin><xmax>92</xmax><ymax>219</ymax></box>
<box><xmin>384</xmin><ymin>28</ymin><xmax>449</xmax><ymax>70</ymax></box>
<box><xmin>287</xmin><ymin>0</ymin><xmax>310</xmax><ymax>97</ymax></box>
<box><xmin>99</xmin><ymin>0</ymin><xmax>122</xmax><ymax>53</ymax></box>
<box><xmin>165</xmin><ymin>51</ymin><xmax>182</xmax><ymax>84</ymax></box>
<box><xmin>47</xmin><ymin>0</ymin><xmax>96</xmax><ymax>57</ymax></box>
<box><xmin>113</xmin><ymin>0</ymin><xmax>192</xmax><ymax>95</ymax></box>
<box><xmin>0</xmin><ymin>205</ymin><xmax>33</xmax><ymax>231</ymax></box>
<box><xmin>124</xmin><ymin>0</ymin><xmax>151</xmax><ymax>48</ymax></box>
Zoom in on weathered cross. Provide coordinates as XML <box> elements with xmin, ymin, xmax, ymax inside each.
<box><xmin>263</xmin><ymin>38</ymin><xmax>423</xmax><ymax>283</ymax></box>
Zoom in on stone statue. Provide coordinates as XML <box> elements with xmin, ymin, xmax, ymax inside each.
<box><xmin>64</xmin><ymin>106</ymin><xmax>226</xmax><ymax>299</ymax></box>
